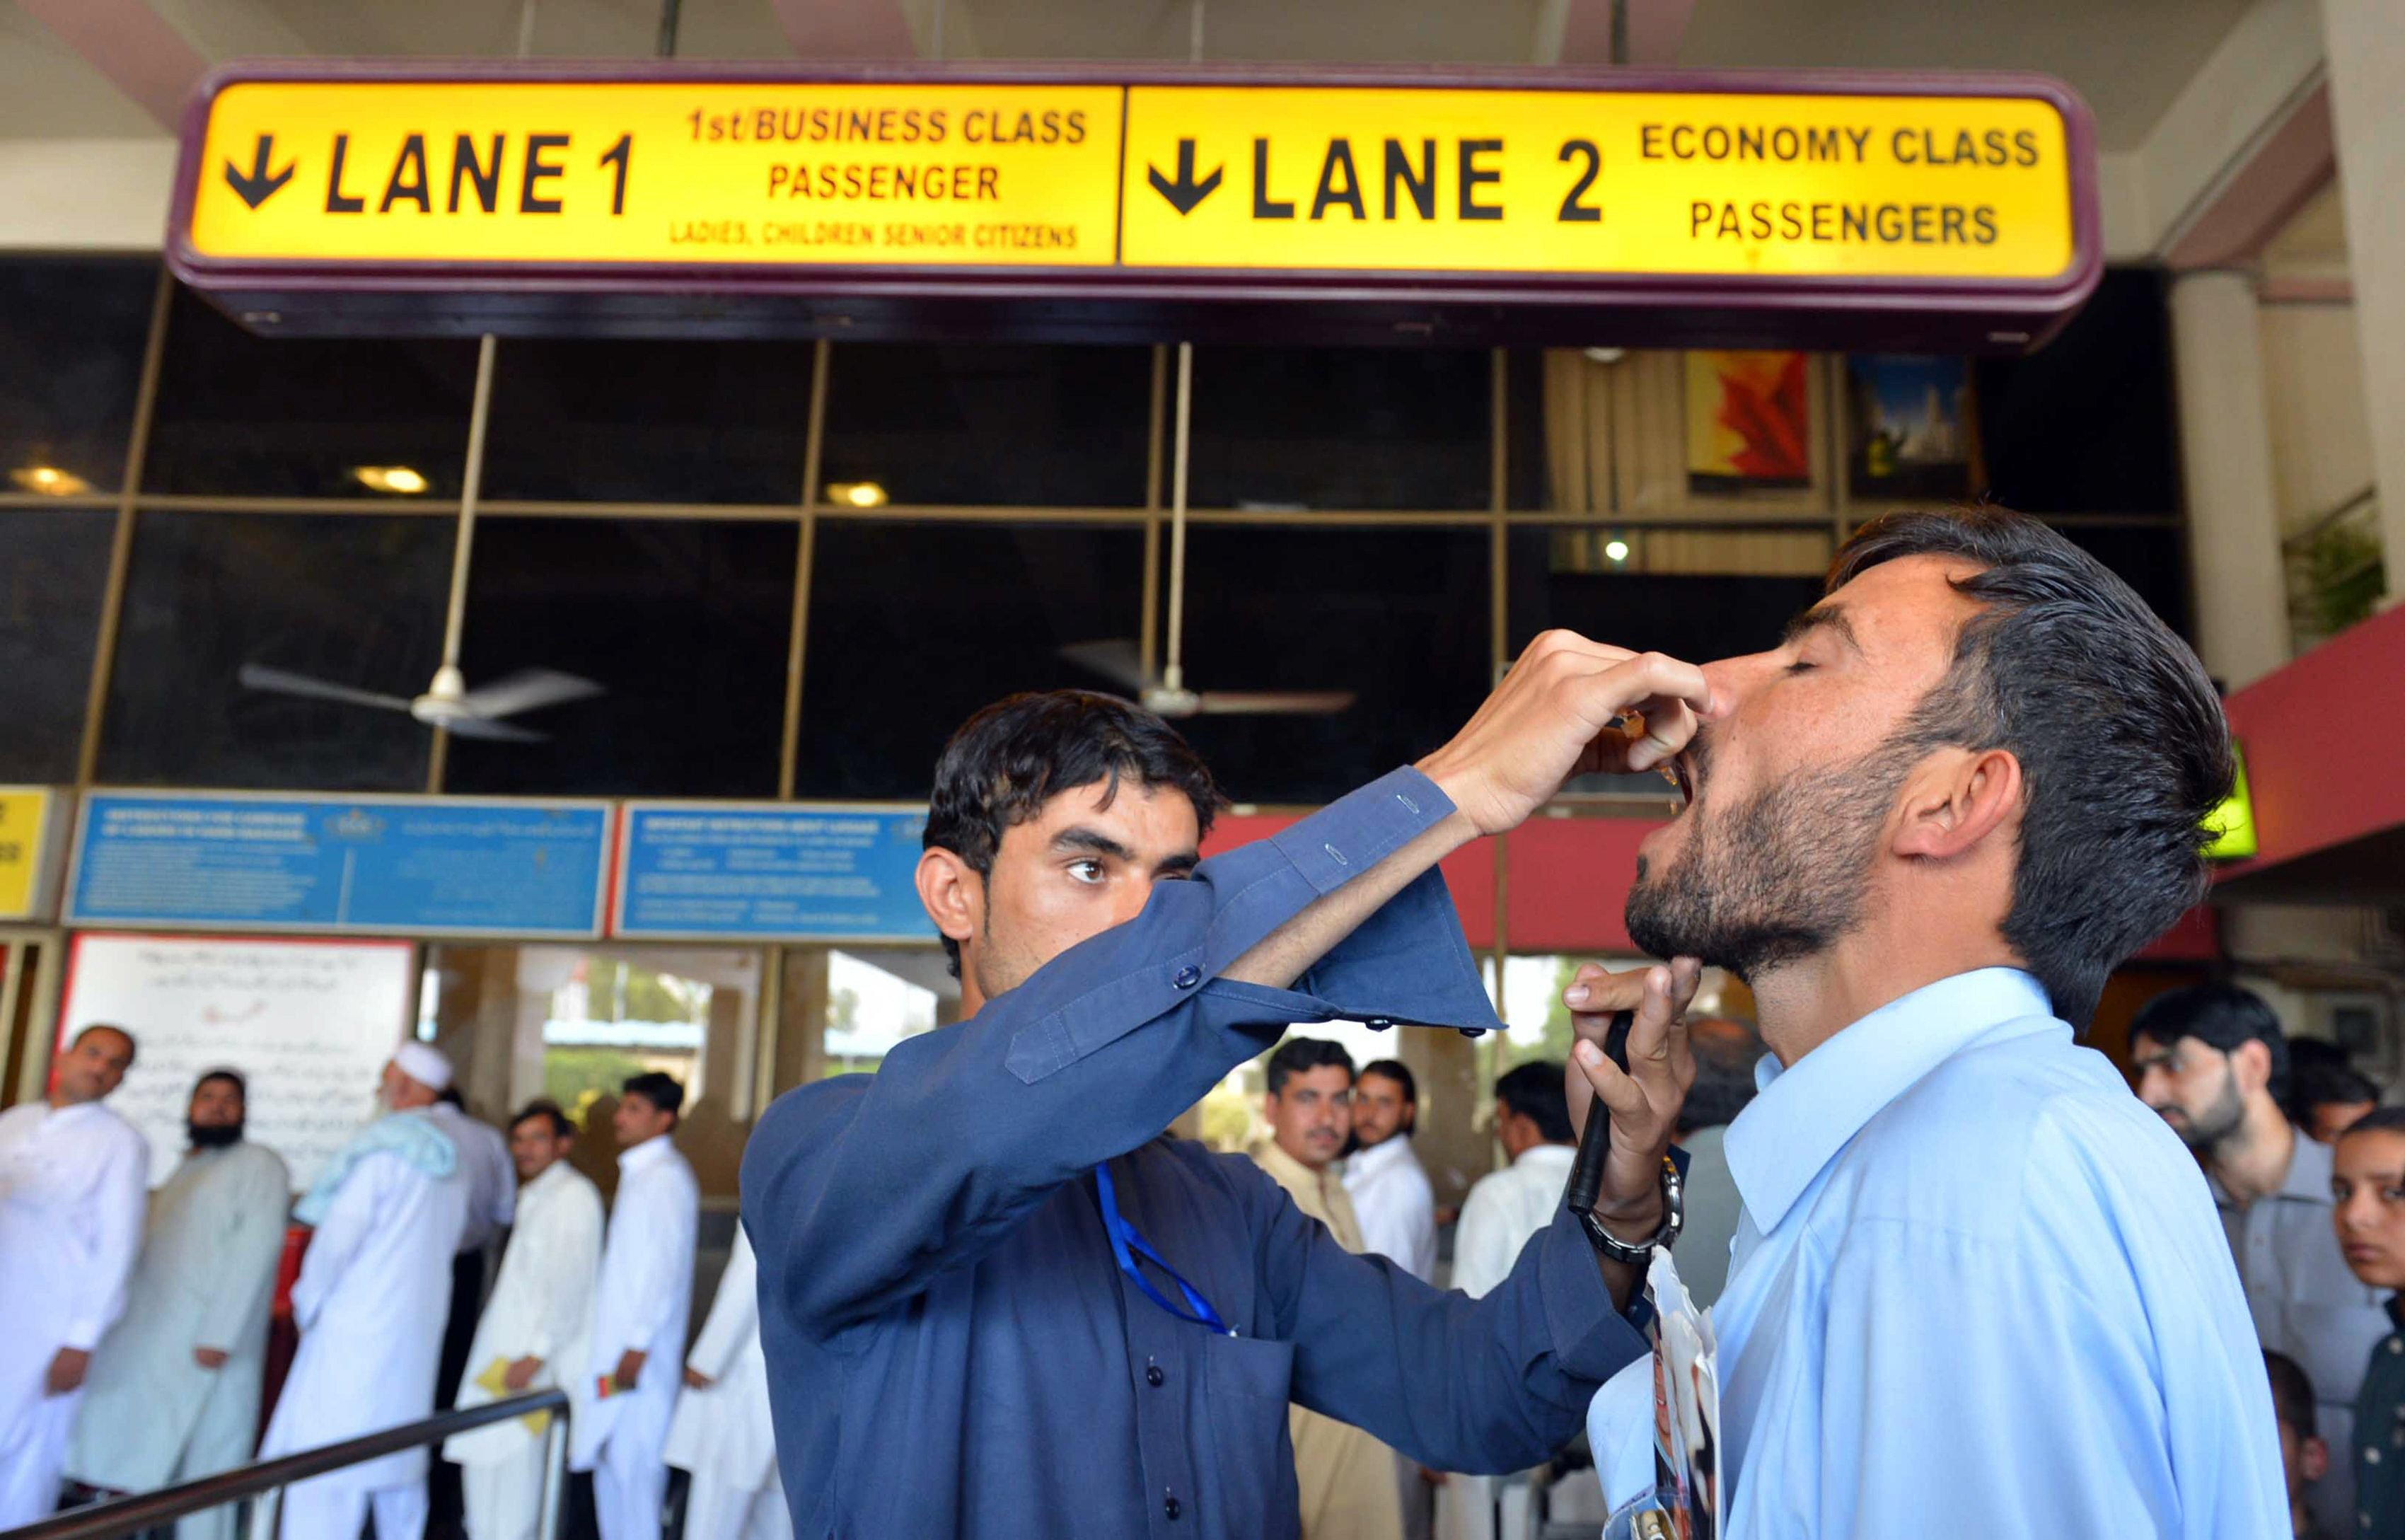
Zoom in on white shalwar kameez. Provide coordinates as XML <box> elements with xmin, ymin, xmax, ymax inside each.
<box><xmin>572</xmin><ymin>1135</ymin><xmax>697</xmax><ymax>1540</ymax></box>
<box><xmin>0</xmin><ymin>1099</ymin><xmax>149</xmax><ymax>1527</ymax></box>
<box><xmin>444</xmin><ymin>1158</ymin><xmax>605</xmax><ymax>1540</ymax></box>
<box><xmin>663</xmin><ymin>1227</ymin><xmax>789</xmax><ymax>1540</ymax></box>
<box><xmin>69</xmin><ymin>1138</ymin><xmax>291</xmax><ymax>1540</ymax></box>
<box><xmin>257</xmin><ymin>1115</ymin><xmax>467</xmax><ymax>1540</ymax></box>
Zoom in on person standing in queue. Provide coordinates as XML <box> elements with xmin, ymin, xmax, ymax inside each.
<box><xmin>446</xmin><ymin>1101</ymin><xmax>605</xmax><ymax>1540</ymax></box>
<box><xmin>743</xmin><ymin>644</ymin><xmax>1713</xmax><ymax>1540</ymax></box>
<box><xmin>1580</xmin><ymin>507</ymin><xmax>2283</xmax><ymax>1534</ymax></box>
<box><xmin>0</xmin><ymin>1024</ymin><xmax>147</xmax><ymax>1527</ymax></box>
<box><xmin>259</xmin><ymin>1041</ymin><xmax>468</xmax><ymax>1540</ymax></box>
<box><xmin>67</xmin><ymin>1070</ymin><xmax>290</xmax><ymax>1540</ymax></box>
<box><xmin>575</xmin><ymin>1072</ymin><xmax>697</xmax><ymax>1540</ymax></box>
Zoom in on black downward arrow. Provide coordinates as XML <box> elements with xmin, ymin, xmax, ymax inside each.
<box><xmin>1147</xmin><ymin>139</ymin><xmax>1222</xmax><ymax>215</ymax></box>
<box><xmin>224</xmin><ymin>134</ymin><xmax>296</xmax><ymax>210</ymax></box>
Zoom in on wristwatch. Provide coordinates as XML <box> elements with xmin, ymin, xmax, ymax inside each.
<box><xmin>1576</xmin><ymin>1154</ymin><xmax>1684</xmax><ymax>1266</ymax></box>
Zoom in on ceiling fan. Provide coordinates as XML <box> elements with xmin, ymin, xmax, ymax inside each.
<box><xmin>236</xmin><ymin>336</ymin><xmax>604</xmax><ymax>745</ymax></box>
<box><xmin>238</xmin><ymin>661</ymin><xmax>604</xmax><ymax>742</ymax></box>
<box><xmin>1060</xmin><ymin>343</ymin><xmax>1355</xmax><ymax>722</ymax></box>
<box><xmin>1057</xmin><ymin>639</ymin><xmax>1352</xmax><ymax>719</ymax></box>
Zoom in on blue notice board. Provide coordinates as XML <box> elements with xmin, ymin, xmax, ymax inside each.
<box><xmin>614</xmin><ymin>804</ymin><xmax>935</xmax><ymax>942</ymax></box>
<box><xmin>68</xmin><ymin>792</ymin><xmax>610</xmax><ymax>937</ymax></box>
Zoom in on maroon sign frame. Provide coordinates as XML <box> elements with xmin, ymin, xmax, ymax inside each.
<box><xmin>166</xmin><ymin>59</ymin><xmax>2103</xmax><ymax>352</ymax></box>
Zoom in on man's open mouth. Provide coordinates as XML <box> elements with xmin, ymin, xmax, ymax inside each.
<box><xmin>1665</xmin><ymin>753</ymin><xmax>1696</xmax><ymax>811</ymax></box>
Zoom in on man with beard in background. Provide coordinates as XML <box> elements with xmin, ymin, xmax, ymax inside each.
<box><xmin>1572</xmin><ymin>507</ymin><xmax>2284</xmax><ymax>1536</ymax></box>
<box><xmin>69</xmin><ymin>1070</ymin><xmax>290</xmax><ymax>1540</ymax></box>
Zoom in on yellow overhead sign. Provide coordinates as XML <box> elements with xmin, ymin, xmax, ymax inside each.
<box><xmin>0</xmin><ymin>788</ymin><xmax>54</xmax><ymax>920</ymax></box>
<box><xmin>189</xmin><ymin>82</ymin><xmax>1125</xmax><ymax>267</ymax></box>
<box><xmin>1118</xmin><ymin>88</ymin><xmax>2072</xmax><ymax>278</ymax></box>
<box><xmin>182</xmin><ymin>75</ymin><xmax>2081</xmax><ymax>284</ymax></box>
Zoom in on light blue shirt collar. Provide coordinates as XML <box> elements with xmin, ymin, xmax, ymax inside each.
<box><xmin>1725</xmin><ymin>967</ymin><xmax>2057</xmax><ymax>1234</ymax></box>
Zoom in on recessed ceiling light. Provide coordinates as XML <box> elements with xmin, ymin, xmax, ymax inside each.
<box><xmin>1604</xmin><ymin>538</ymin><xmax>1630</xmax><ymax>562</ymax></box>
<box><xmin>828</xmin><ymin>481</ymin><xmax>888</xmax><ymax>509</ymax></box>
<box><xmin>355</xmin><ymin>465</ymin><xmax>430</xmax><ymax>494</ymax></box>
<box><xmin>11</xmin><ymin>465</ymin><xmax>90</xmax><ymax>496</ymax></box>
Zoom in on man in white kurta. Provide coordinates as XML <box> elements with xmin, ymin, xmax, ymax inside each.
<box><xmin>444</xmin><ymin>1101</ymin><xmax>603</xmax><ymax>1540</ymax></box>
<box><xmin>1342</xmin><ymin>1060</ymin><xmax>1438</xmax><ymax>1283</ymax></box>
<box><xmin>1340</xmin><ymin>1060</ymin><xmax>1440</xmax><ymax>1540</ymax></box>
<box><xmin>573</xmin><ymin>1073</ymin><xmax>698</xmax><ymax>1540</ymax></box>
<box><xmin>1437</xmin><ymin>1063</ymin><xmax>1577</xmax><ymax>1540</ymax></box>
<box><xmin>257</xmin><ymin>1042</ymin><xmax>468</xmax><ymax>1540</ymax></box>
<box><xmin>68</xmin><ymin>1070</ymin><xmax>291</xmax><ymax>1540</ymax></box>
<box><xmin>0</xmin><ymin>1024</ymin><xmax>147</xmax><ymax>1527</ymax></box>
<box><xmin>663</xmin><ymin>1225</ymin><xmax>789</xmax><ymax>1540</ymax></box>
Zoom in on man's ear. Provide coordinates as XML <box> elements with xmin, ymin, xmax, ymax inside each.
<box><xmin>1893</xmin><ymin>747</ymin><xmax>2022</xmax><ymax>862</ymax></box>
<box><xmin>2230</xmin><ymin>1037</ymin><xmax>2275</xmax><ymax>1099</ymax></box>
<box><xmin>2303</xmin><ymin>1433</ymin><xmax>2330</xmax><ymax>1483</ymax></box>
<box><xmin>916</xmin><ymin>847</ymin><xmax>983</xmax><ymax>953</ymax></box>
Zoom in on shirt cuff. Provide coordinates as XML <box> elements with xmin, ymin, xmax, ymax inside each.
<box><xmin>1535</xmin><ymin>1207</ymin><xmax>1652</xmax><ymax>1382</ymax></box>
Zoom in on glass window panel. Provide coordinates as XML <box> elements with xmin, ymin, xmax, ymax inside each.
<box><xmin>821</xmin><ymin>948</ymin><xmax>949</xmax><ymax>1075</ymax></box>
<box><xmin>2051</xmin><ymin>522</ymin><xmax>2194</xmax><ymax>642</ymax></box>
<box><xmin>1974</xmin><ymin>270</ymin><xmax>2178</xmax><ymax>515</ymax></box>
<box><xmin>1188</xmin><ymin>347</ymin><xmax>1490</xmax><ymax>511</ymax></box>
<box><xmin>479</xmin><ymin>338</ymin><xmax>816</xmax><ymax>504</ymax></box>
<box><xmin>0</xmin><ymin>509</ymin><xmax>115</xmax><ymax>782</ymax></box>
<box><xmin>0</xmin><ymin>257</ymin><xmax>155</xmax><ymax>494</ymax></box>
<box><xmin>419</xmin><ymin>942</ymin><xmax>763</xmax><ymax>1203</ymax></box>
<box><xmin>1168</xmin><ymin>526</ymin><xmax>1489</xmax><ymax>804</ymax></box>
<box><xmin>1504</xmin><ymin>349</ymin><xmax>1552</xmax><ymax>511</ymax></box>
<box><xmin>143</xmin><ymin>289</ymin><xmax>478</xmax><ymax>498</ymax></box>
<box><xmin>794</xmin><ymin>520</ymin><xmax>1145</xmax><ymax>798</ymax></box>
<box><xmin>818</xmin><ymin>344</ymin><xmax>1152</xmax><ymax>507</ymax></box>
<box><xmin>444</xmin><ymin>516</ymin><xmax>796</xmax><ymax>798</ymax></box>
<box><xmin>100</xmin><ymin>511</ymin><xmax>452</xmax><ymax>789</ymax></box>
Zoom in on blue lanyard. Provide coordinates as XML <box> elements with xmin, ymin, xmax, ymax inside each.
<box><xmin>1092</xmin><ymin>1162</ymin><xmax>1236</xmax><ymax>1336</ymax></box>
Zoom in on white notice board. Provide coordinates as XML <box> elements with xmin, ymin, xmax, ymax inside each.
<box><xmin>59</xmin><ymin>933</ymin><xmax>415</xmax><ymax>1191</ymax></box>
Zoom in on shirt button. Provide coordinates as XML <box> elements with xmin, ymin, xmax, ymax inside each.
<box><xmin>2389</xmin><ymin>1338</ymin><xmax>2402</xmax><ymax>1355</ymax></box>
<box><xmin>1173</xmin><ymin>965</ymin><xmax>1200</xmax><ymax>989</ymax></box>
<box><xmin>1365</xmin><ymin>1017</ymin><xmax>1393</xmax><ymax>1031</ymax></box>
<box><xmin>2371</xmin><ymin>1448</ymin><xmax>2384</xmax><ymax>1466</ymax></box>
<box><xmin>1146</xmin><ymin>1365</ymin><xmax>1164</xmax><ymax>1387</ymax></box>
<box><xmin>1164</xmin><ymin>1494</ymin><xmax>1183</xmax><ymax>1520</ymax></box>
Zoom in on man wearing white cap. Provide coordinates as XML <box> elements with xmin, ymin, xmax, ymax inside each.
<box><xmin>257</xmin><ymin>1041</ymin><xmax>468</xmax><ymax>1539</ymax></box>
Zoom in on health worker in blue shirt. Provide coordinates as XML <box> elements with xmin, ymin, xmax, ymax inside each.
<box><xmin>742</xmin><ymin>643</ymin><xmax>1715</xmax><ymax>1540</ymax></box>
<box><xmin>1572</xmin><ymin>506</ymin><xmax>2288</xmax><ymax>1536</ymax></box>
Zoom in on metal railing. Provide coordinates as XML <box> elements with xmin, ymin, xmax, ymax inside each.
<box><xmin>3</xmin><ymin>1390</ymin><xmax>569</xmax><ymax>1540</ymax></box>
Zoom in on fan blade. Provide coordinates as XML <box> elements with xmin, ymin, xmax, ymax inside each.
<box><xmin>1056</xmin><ymin>639</ymin><xmax>1151</xmax><ymax>693</ymax></box>
<box><xmin>456</xmin><ymin>668</ymin><xmax>605</xmax><ymax>720</ymax></box>
<box><xmin>439</xmin><ymin>716</ymin><xmax>547</xmax><ymax>743</ymax></box>
<box><xmin>1193</xmin><ymin>691</ymin><xmax>1357</xmax><ymax>716</ymax></box>
<box><xmin>238</xmin><ymin>664</ymin><xmax>415</xmax><ymax>714</ymax></box>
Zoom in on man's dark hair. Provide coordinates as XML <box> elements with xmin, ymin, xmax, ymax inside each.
<box><xmin>925</xmin><ymin>690</ymin><xmax>1227</xmax><ymax>978</ymax></box>
<box><xmin>2290</xmin><ymin>1037</ymin><xmax>2353</xmax><ymax>1075</ymax></box>
<box><xmin>2130</xmin><ymin>983</ymin><xmax>2289</xmax><ymax>1100</ymax></box>
<box><xmin>1828</xmin><ymin>509</ymin><xmax>2233</xmax><ymax>1028</ymax></box>
<box><xmin>1680</xmin><ymin>1018</ymin><xmax>1764</xmax><ymax>1134</ymax></box>
<box><xmin>2264</xmin><ymin>1350</ymin><xmax>2317</xmax><ymax>1438</ymax></box>
<box><xmin>437</xmin><ymin>1084</ymin><xmax>465</xmax><ymax>1108</ymax></box>
<box><xmin>621</xmin><ymin>1071</ymin><xmax>685</xmax><ymax>1119</ymax></box>
<box><xmin>2337</xmin><ymin>1106</ymin><xmax>2405</xmax><ymax>1144</ymax></box>
<box><xmin>2285</xmin><ymin>1060</ymin><xmax>2381</xmax><ymax>1130</ymax></box>
<box><xmin>72</xmin><ymin>1023</ymin><xmax>137</xmax><ymax>1065</ymax></box>
<box><xmin>1494</xmin><ymin>1062</ymin><xmax>1574</xmax><ymax>1145</ymax></box>
<box><xmin>1265</xmin><ymin>1037</ymin><xmax>1355</xmax><ymax>1096</ymax></box>
<box><xmin>1360</xmin><ymin>1060</ymin><xmax>1417</xmax><ymax>1104</ymax></box>
<box><xmin>194</xmin><ymin>1067</ymin><xmax>246</xmax><ymax>1102</ymax></box>
<box><xmin>510</xmin><ymin>1099</ymin><xmax>576</xmax><ymax>1140</ymax></box>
